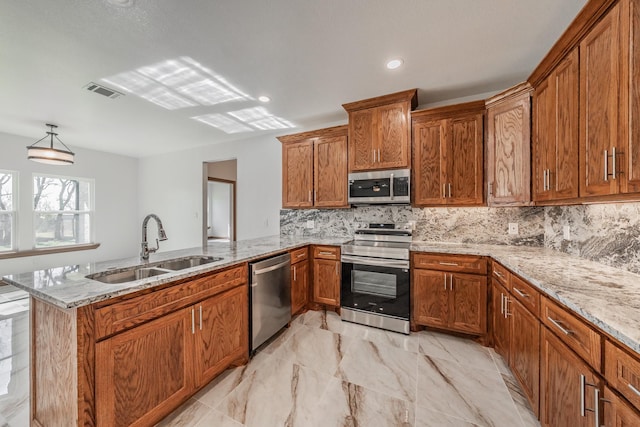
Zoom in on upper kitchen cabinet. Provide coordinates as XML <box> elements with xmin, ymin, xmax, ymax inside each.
<box><xmin>485</xmin><ymin>82</ymin><xmax>533</xmax><ymax>206</ymax></box>
<box><xmin>278</xmin><ymin>125</ymin><xmax>349</xmax><ymax>209</ymax></box>
<box><xmin>343</xmin><ymin>89</ymin><xmax>418</xmax><ymax>172</ymax></box>
<box><xmin>532</xmin><ymin>48</ymin><xmax>579</xmax><ymax>203</ymax></box>
<box><xmin>412</xmin><ymin>101</ymin><xmax>484</xmax><ymax>206</ymax></box>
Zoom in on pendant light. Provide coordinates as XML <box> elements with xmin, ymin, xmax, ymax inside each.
<box><xmin>26</xmin><ymin>124</ymin><xmax>75</xmax><ymax>165</ymax></box>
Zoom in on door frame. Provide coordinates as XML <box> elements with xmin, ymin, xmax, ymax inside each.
<box><xmin>206</xmin><ymin>177</ymin><xmax>236</xmax><ymax>241</ymax></box>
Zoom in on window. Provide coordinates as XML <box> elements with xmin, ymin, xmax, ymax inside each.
<box><xmin>0</xmin><ymin>171</ymin><xmax>16</xmax><ymax>252</ymax></box>
<box><xmin>33</xmin><ymin>174</ymin><xmax>93</xmax><ymax>248</ymax></box>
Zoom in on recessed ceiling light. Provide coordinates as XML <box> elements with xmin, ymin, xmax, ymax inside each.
<box><xmin>386</xmin><ymin>58</ymin><xmax>404</xmax><ymax>70</ymax></box>
<box><xmin>258</xmin><ymin>95</ymin><xmax>271</xmax><ymax>103</ymax></box>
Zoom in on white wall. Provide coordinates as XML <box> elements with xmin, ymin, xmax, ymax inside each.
<box><xmin>0</xmin><ymin>131</ymin><xmax>139</xmax><ymax>276</ymax></box>
<box><xmin>138</xmin><ymin>133</ymin><xmax>281</xmax><ymax>252</ymax></box>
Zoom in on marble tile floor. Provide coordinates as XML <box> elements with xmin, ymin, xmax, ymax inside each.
<box><xmin>159</xmin><ymin>310</ymin><xmax>540</xmax><ymax>427</ymax></box>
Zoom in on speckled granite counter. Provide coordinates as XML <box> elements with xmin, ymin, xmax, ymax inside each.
<box><xmin>410</xmin><ymin>241</ymin><xmax>640</xmax><ymax>356</ymax></box>
<box><xmin>1</xmin><ymin>235</ymin><xmax>348</xmax><ymax>310</ymax></box>
<box><xmin>4</xmin><ymin>236</ymin><xmax>640</xmax><ymax>356</ymax></box>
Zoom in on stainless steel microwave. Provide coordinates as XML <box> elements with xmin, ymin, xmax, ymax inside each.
<box><xmin>347</xmin><ymin>169</ymin><xmax>410</xmax><ymax>205</ymax></box>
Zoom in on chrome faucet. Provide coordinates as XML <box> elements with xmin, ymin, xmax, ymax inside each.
<box><xmin>141</xmin><ymin>214</ymin><xmax>168</xmax><ymax>260</ymax></box>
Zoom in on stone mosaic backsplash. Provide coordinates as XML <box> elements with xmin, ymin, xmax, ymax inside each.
<box><xmin>280</xmin><ymin>201</ymin><xmax>640</xmax><ymax>274</ymax></box>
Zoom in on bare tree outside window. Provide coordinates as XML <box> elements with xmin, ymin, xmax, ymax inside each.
<box><xmin>0</xmin><ymin>172</ymin><xmax>15</xmax><ymax>252</ymax></box>
<box><xmin>33</xmin><ymin>175</ymin><xmax>93</xmax><ymax>248</ymax></box>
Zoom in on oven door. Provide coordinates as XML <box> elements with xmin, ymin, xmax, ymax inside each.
<box><xmin>340</xmin><ymin>255</ymin><xmax>410</xmax><ymax>319</ymax></box>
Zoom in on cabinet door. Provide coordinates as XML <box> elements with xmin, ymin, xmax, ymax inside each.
<box><xmin>486</xmin><ymin>93</ymin><xmax>531</xmax><ymax>206</ymax></box>
<box><xmin>510</xmin><ymin>298</ymin><xmax>540</xmax><ymax>417</ymax></box>
<box><xmin>314</xmin><ymin>135</ymin><xmax>348</xmax><ymax>207</ymax></box>
<box><xmin>579</xmin><ymin>3</ymin><xmax>621</xmax><ymax>197</ymax></box>
<box><xmin>540</xmin><ymin>327</ymin><xmax>600</xmax><ymax>427</ymax></box>
<box><xmin>412</xmin><ymin>269</ymin><xmax>449</xmax><ymax>329</ymax></box>
<box><xmin>449</xmin><ymin>272</ymin><xmax>487</xmax><ymax>335</ymax></box>
<box><xmin>313</xmin><ymin>258</ymin><xmax>340</xmax><ymax>306</ymax></box>
<box><xmin>96</xmin><ymin>308</ymin><xmax>193</xmax><ymax>427</ymax></box>
<box><xmin>413</xmin><ymin>120</ymin><xmax>446</xmax><ymax>205</ymax></box>
<box><xmin>291</xmin><ymin>260</ymin><xmax>309</xmax><ymax>315</ymax></box>
<box><xmin>448</xmin><ymin>113</ymin><xmax>484</xmax><ymax>205</ymax></box>
<box><xmin>492</xmin><ymin>282</ymin><xmax>511</xmax><ymax>362</ymax></box>
<box><xmin>604</xmin><ymin>386</ymin><xmax>640</xmax><ymax>427</ymax></box>
<box><xmin>553</xmin><ymin>48</ymin><xmax>580</xmax><ymax>199</ymax></box>
<box><xmin>622</xmin><ymin>0</ymin><xmax>640</xmax><ymax>193</ymax></box>
<box><xmin>282</xmin><ymin>140</ymin><xmax>314</xmax><ymax>208</ymax></box>
<box><xmin>377</xmin><ymin>102</ymin><xmax>410</xmax><ymax>169</ymax></box>
<box><xmin>532</xmin><ymin>76</ymin><xmax>555</xmax><ymax>202</ymax></box>
<box><xmin>348</xmin><ymin>108</ymin><xmax>376</xmax><ymax>171</ymax></box>
<box><xmin>194</xmin><ymin>285</ymin><xmax>248</xmax><ymax>388</ymax></box>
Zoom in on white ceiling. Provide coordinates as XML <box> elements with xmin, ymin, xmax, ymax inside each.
<box><xmin>0</xmin><ymin>0</ymin><xmax>587</xmax><ymax>158</ymax></box>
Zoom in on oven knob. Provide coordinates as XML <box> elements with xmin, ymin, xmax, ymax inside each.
<box><xmin>354</xmin><ymin>303</ymin><xmax>358</xmax><ymax>307</ymax></box>
<box><xmin>379</xmin><ymin>308</ymin><xmax>384</xmax><ymax>311</ymax></box>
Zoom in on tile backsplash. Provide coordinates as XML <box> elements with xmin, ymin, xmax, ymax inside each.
<box><xmin>280</xmin><ymin>202</ymin><xmax>640</xmax><ymax>274</ymax></box>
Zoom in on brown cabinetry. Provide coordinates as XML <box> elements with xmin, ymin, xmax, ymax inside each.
<box><xmin>604</xmin><ymin>386</ymin><xmax>640</xmax><ymax>426</ymax></box>
<box><xmin>343</xmin><ymin>89</ymin><xmax>417</xmax><ymax>172</ymax></box>
<box><xmin>412</xmin><ymin>253</ymin><xmax>487</xmax><ymax>335</ymax></box>
<box><xmin>290</xmin><ymin>246</ymin><xmax>309</xmax><ymax>315</ymax></box>
<box><xmin>279</xmin><ymin>125</ymin><xmax>348</xmax><ymax>209</ymax></box>
<box><xmin>492</xmin><ymin>281</ymin><xmax>511</xmax><ymax>361</ymax></box>
<box><xmin>605</xmin><ymin>340</ymin><xmax>640</xmax><ymax>410</ymax></box>
<box><xmin>533</xmin><ymin>48</ymin><xmax>579</xmax><ymax>202</ymax></box>
<box><xmin>412</xmin><ymin>101</ymin><xmax>484</xmax><ymax>206</ymax></box>
<box><xmin>485</xmin><ymin>82</ymin><xmax>533</xmax><ymax>206</ymax></box>
<box><xmin>312</xmin><ymin>245</ymin><xmax>340</xmax><ymax>307</ymax></box>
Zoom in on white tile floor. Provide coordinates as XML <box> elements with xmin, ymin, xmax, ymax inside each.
<box><xmin>0</xmin><ymin>293</ymin><xmax>540</xmax><ymax>427</ymax></box>
<box><xmin>159</xmin><ymin>310</ymin><xmax>541</xmax><ymax>427</ymax></box>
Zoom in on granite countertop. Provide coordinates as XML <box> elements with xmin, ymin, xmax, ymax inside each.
<box><xmin>4</xmin><ymin>236</ymin><xmax>640</xmax><ymax>356</ymax></box>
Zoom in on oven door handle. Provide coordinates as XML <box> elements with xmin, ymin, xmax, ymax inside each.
<box><xmin>341</xmin><ymin>255</ymin><xmax>410</xmax><ymax>269</ymax></box>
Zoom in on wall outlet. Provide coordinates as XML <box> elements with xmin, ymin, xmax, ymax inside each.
<box><xmin>508</xmin><ymin>223</ymin><xmax>519</xmax><ymax>235</ymax></box>
<box><xmin>306</xmin><ymin>220</ymin><xmax>315</xmax><ymax>229</ymax></box>
<box><xmin>563</xmin><ymin>225</ymin><xmax>571</xmax><ymax>241</ymax></box>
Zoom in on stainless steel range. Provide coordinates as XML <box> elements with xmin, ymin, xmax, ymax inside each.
<box><xmin>341</xmin><ymin>223</ymin><xmax>412</xmax><ymax>334</ymax></box>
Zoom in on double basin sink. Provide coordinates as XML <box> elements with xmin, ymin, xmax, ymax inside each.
<box><xmin>86</xmin><ymin>255</ymin><xmax>223</xmax><ymax>284</ymax></box>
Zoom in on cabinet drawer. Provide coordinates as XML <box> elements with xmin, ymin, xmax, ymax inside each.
<box><xmin>541</xmin><ymin>297</ymin><xmax>602</xmax><ymax>371</ymax></box>
<box><xmin>605</xmin><ymin>340</ymin><xmax>640</xmax><ymax>409</ymax></box>
<box><xmin>510</xmin><ymin>274</ymin><xmax>540</xmax><ymax>317</ymax></box>
<box><xmin>313</xmin><ymin>245</ymin><xmax>340</xmax><ymax>260</ymax></box>
<box><xmin>94</xmin><ymin>264</ymin><xmax>247</xmax><ymax>340</ymax></box>
<box><xmin>290</xmin><ymin>246</ymin><xmax>309</xmax><ymax>263</ymax></box>
<box><xmin>491</xmin><ymin>262</ymin><xmax>510</xmax><ymax>288</ymax></box>
<box><xmin>413</xmin><ymin>253</ymin><xmax>487</xmax><ymax>275</ymax></box>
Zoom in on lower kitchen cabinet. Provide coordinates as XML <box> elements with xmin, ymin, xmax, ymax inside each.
<box><xmin>291</xmin><ymin>257</ymin><xmax>310</xmax><ymax>315</ymax></box>
<box><xmin>312</xmin><ymin>245</ymin><xmax>340</xmax><ymax>307</ymax></box>
<box><xmin>604</xmin><ymin>386</ymin><xmax>640</xmax><ymax>426</ymax></box>
<box><xmin>510</xmin><ymin>297</ymin><xmax>540</xmax><ymax>417</ymax></box>
<box><xmin>95</xmin><ymin>307</ymin><xmax>194</xmax><ymax>427</ymax></box>
<box><xmin>95</xmin><ymin>284</ymin><xmax>248</xmax><ymax>427</ymax></box>
<box><xmin>413</xmin><ymin>268</ymin><xmax>487</xmax><ymax>335</ymax></box>
<box><xmin>540</xmin><ymin>327</ymin><xmax>600</xmax><ymax>427</ymax></box>
<box><xmin>492</xmin><ymin>281</ymin><xmax>511</xmax><ymax>361</ymax></box>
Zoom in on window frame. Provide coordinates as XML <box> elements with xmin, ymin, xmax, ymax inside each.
<box><xmin>31</xmin><ymin>172</ymin><xmax>95</xmax><ymax>250</ymax></box>
<box><xmin>0</xmin><ymin>170</ymin><xmax>18</xmax><ymax>253</ymax></box>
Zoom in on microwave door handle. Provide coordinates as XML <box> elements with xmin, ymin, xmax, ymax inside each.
<box><xmin>390</xmin><ymin>173</ymin><xmax>394</xmax><ymax>200</ymax></box>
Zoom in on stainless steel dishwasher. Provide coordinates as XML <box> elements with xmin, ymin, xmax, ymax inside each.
<box><xmin>249</xmin><ymin>253</ymin><xmax>291</xmax><ymax>353</ymax></box>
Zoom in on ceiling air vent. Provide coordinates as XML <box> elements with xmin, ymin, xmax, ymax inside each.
<box><xmin>83</xmin><ymin>82</ymin><xmax>123</xmax><ymax>99</ymax></box>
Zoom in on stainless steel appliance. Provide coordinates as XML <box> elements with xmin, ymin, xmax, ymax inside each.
<box><xmin>249</xmin><ymin>253</ymin><xmax>291</xmax><ymax>352</ymax></box>
<box><xmin>348</xmin><ymin>169</ymin><xmax>410</xmax><ymax>205</ymax></box>
<box><xmin>341</xmin><ymin>223</ymin><xmax>412</xmax><ymax>334</ymax></box>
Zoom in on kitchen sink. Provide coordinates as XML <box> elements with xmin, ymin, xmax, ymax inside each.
<box><xmin>86</xmin><ymin>256</ymin><xmax>223</xmax><ymax>284</ymax></box>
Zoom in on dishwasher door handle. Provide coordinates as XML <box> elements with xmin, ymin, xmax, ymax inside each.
<box><xmin>253</xmin><ymin>260</ymin><xmax>291</xmax><ymax>275</ymax></box>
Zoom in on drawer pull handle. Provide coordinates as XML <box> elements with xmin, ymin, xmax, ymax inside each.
<box><xmin>513</xmin><ymin>288</ymin><xmax>529</xmax><ymax>298</ymax></box>
<box><xmin>629</xmin><ymin>383</ymin><xmax>640</xmax><ymax>397</ymax></box>
<box><xmin>439</xmin><ymin>262</ymin><xmax>459</xmax><ymax>266</ymax></box>
<box><xmin>297</xmin><ymin>253</ymin><xmax>305</xmax><ymax>258</ymax></box>
<box><xmin>319</xmin><ymin>251</ymin><xmax>334</xmax><ymax>256</ymax></box>
<box><xmin>493</xmin><ymin>270</ymin><xmax>503</xmax><ymax>278</ymax></box>
<box><xmin>547</xmin><ymin>316</ymin><xmax>572</xmax><ymax>335</ymax></box>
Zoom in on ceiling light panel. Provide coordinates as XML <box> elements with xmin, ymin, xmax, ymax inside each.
<box><xmin>251</xmin><ymin>116</ymin><xmax>295</xmax><ymax>130</ymax></box>
<box><xmin>192</xmin><ymin>114</ymin><xmax>254</xmax><ymax>134</ymax></box>
<box><xmin>227</xmin><ymin>106</ymin><xmax>295</xmax><ymax>130</ymax></box>
<box><xmin>228</xmin><ymin>106</ymin><xmax>271</xmax><ymax>122</ymax></box>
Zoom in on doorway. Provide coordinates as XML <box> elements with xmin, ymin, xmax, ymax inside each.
<box><xmin>203</xmin><ymin>159</ymin><xmax>237</xmax><ymax>245</ymax></box>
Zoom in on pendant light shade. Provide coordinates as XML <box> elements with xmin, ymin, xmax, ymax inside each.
<box><xmin>26</xmin><ymin>124</ymin><xmax>75</xmax><ymax>165</ymax></box>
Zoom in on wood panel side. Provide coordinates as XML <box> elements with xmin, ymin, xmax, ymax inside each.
<box><xmin>31</xmin><ymin>297</ymin><xmax>79</xmax><ymax>427</ymax></box>
<box><xmin>623</xmin><ymin>0</ymin><xmax>640</xmax><ymax>193</ymax></box>
<box><xmin>77</xmin><ymin>305</ymin><xmax>96</xmax><ymax>426</ymax></box>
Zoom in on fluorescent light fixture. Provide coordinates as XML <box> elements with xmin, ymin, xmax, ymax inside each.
<box><xmin>258</xmin><ymin>95</ymin><xmax>271</xmax><ymax>103</ymax></box>
<box><xmin>386</xmin><ymin>58</ymin><xmax>404</xmax><ymax>70</ymax></box>
<box><xmin>102</xmin><ymin>57</ymin><xmax>253</xmax><ymax>110</ymax></box>
<box><xmin>192</xmin><ymin>114</ymin><xmax>254</xmax><ymax>134</ymax></box>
